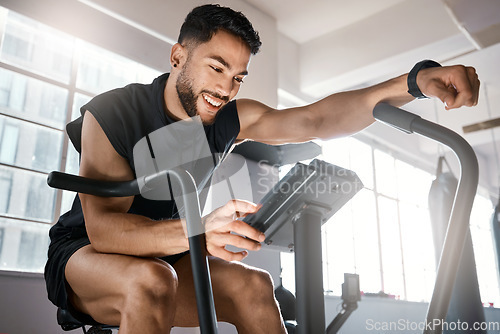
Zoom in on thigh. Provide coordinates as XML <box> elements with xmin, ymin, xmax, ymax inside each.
<box><xmin>65</xmin><ymin>244</ymin><xmax>175</xmax><ymax>325</ymax></box>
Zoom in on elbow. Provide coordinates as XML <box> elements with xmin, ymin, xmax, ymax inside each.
<box><xmin>85</xmin><ymin>220</ymin><xmax>108</xmax><ymax>253</ymax></box>
<box><xmin>83</xmin><ymin>207</ymin><xmax>119</xmax><ymax>253</ymax></box>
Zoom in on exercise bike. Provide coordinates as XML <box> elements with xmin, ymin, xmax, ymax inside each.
<box><xmin>48</xmin><ymin>103</ymin><xmax>478</xmax><ymax>334</ymax></box>
<box><xmin>241</xmin><ymin>103</ymin><xmax>479</xmax><ymax>334</ymax></box>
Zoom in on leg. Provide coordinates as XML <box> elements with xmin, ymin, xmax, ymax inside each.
<box><xmin>65</xmin><ymin>245</ymin><xmax>178</xmax><ymax>334</ymax></box>
<box><xmin>173</xmin><ymin>255</ymin><xmax>286</xmax><ymax>334</ymax></box>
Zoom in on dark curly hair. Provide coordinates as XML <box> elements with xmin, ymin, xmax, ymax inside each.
<box><xmin>178</xmin><ymin>4</ymin><xmax>262</xmax><ymax>55</ymax></box>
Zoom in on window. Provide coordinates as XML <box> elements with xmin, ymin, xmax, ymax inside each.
<box><xmin>1</xmin><ymin>11</ymin><xmax>74</xmax><ymax>83</ymax></box>
<box><xmin>0</xmin><ymin>6</ymin><xmax>161</xmax><ymax>273</ymax></box>
<box><xmin>0</xmin><ymin>169</ymin><xmax>13</xmax><ymax>213</ymax></box>
<box><xmin>16</xmin><ymin>224</ymin><xmax>50</xmax><ymax>272</ymax></box>
<box><xmin>0</xmin><ymin>228</ymin><xmax>4</xmax><ymax>258</ymax></box>
<box><xmin>32</xmin><ymin>128</ymin><xmax>63</xmax><ymax>172</ymax></box>
<box><xmin>0</xmin><ymin>67</ymin><xmax>68</xmax><ymax>129</ymax></box>
<box><xmin>0</xmin><ymin>119</ymin><xmax>19</xmax><ymax>164</ymax></box>
<box><xmin>0</xmin><ymin>115</ymin><xmax>62</xmax><ymax>172</ymax></box>
<box><xmin>281</xmin><ymin>136</ymin><xmax>499</xmax><ymax>306</ymax></box>
<box><xmin>25</xmin><ymin>174</ymin><xmax>57</xmax><ymax>221</ymax></box>
<box><xmin>76</xmin><ymin>41</ymin><xmax>159</xmax><ymax>95</ymax></box>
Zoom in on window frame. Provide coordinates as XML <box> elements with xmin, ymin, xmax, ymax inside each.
<box><xmin>0</xmin><ymin>6</ymin><xmax>163</xmax><ymax>273</ymax></box>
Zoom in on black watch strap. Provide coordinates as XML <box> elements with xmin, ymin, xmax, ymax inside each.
<box><xmin>407</xmin><ymin>60</ymin><xmax>442</xmax><ymax>99</ymax></box>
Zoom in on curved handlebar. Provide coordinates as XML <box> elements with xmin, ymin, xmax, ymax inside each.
<box><xmin>373</xmin><ymin>103</ymin><xmax>479</xmax><ymax>334</ymax></box>
<box><xmin>373</xmin><ymin>103</ymin><xmax>421</xmax><ymax>134</ymax></box>
<box><xmin>47</xmin><ymin>171</ymin><xmax>140</xmax><ymax>197</ymax></box>
<box><xmin>47</xmin><ymin>169</ymin><xmax>200</xmax><ymax>199</ymax></box>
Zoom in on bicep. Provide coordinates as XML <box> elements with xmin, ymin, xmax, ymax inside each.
<box><xmin>236</xmin><ymin>99</ymin><xmax>318</xmax><ymax>144</ymax></box>
<box><xmin>79</xmin><ymin>111</ymin><xmax>135</xmax><ymax>221</ymax></box>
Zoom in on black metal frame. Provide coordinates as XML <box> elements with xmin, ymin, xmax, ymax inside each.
<box><xmin>373</xmin><ymin>103</ymin><xmax>479</xmax><ymax>334</ymax></box>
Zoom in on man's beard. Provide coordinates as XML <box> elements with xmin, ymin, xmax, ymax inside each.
<box><xmin>175</xmin><ymin>65</ymin><xmax>229</xmax><ymax>126</ymax></box>
<box><xmin>176</xmin><ymin>66</ymin><xmax>199</xmax><ymax>119</ymax></box>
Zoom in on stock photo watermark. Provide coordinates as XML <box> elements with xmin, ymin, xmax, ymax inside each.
<box><xmin>256</xmin><ymin>160</ymin><xmax>363</xmax><ymax>196</ymax></box>
<box><xmin>366</xmin><ymin>318</ymin><xmax>500</xmax><ymax>333</ymax></box>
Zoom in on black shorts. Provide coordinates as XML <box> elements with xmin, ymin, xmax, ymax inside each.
<box><xmin>44</xmin><ymin>233</ymin><xmax>188</xmax><ymax>323</ymax></box>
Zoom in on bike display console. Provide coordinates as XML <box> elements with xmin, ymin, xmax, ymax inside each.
<box><xmin>244</xmin><ymin>159</ymin><xmax>363</xmax><ymax>252</ymax></box>
<box><xmin>243</xmin><ymin>159</ymin><xmax>363</xmax><ymax>333</ymax></box>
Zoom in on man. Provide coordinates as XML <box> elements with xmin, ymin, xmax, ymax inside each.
<box><xmin>44</xmin><ymin>4</ymin><xmax>479</xmax><ymax>334</ymax></box>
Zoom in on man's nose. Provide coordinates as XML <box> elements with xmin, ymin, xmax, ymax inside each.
<box><xmin>216</xmin><ymin>78</ymin><xmax>234</xmax><ymax>98</ymax></box>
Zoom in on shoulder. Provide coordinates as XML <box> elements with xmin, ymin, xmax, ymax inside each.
<box><xmin>80</xmin><ymin>111</ymin><xmax>134</xmax><ymax>181</ymax></box>
<box><xmin>235</xmin><ymin>98</ymin><xmax>274</xmax><ymax>140</ymax></box>
<box><xmin>81</xmin><ymin>83</ymin><xmax>160</xmax><ymax>162</ymax></box>
<box><xmin>236</xmin><ymin>98</ymin><xmax>271</xmax><ymax>113</ymax></box>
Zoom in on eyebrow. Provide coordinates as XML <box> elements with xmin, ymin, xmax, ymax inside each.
<box><xmin>208</xmin><ymin>55</ymin><xmax>248</xmax><ymax>76</ymax></box>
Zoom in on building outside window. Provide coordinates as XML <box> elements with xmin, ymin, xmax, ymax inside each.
<box><xmin>0</xmin><ymin>7</ymin><xmax>160</xmax><ymax>273</ymax></box>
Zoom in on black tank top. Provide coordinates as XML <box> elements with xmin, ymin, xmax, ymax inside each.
<box><xmin>49</xmin><ymin>73</ymin><xmax>240</xmax><ymax>243</ymax></box>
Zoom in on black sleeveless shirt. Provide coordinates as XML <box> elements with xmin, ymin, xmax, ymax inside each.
<box><xmin>48</xmin><ymin>73</ymin><xmax>240</xmax><ymax>243</ymax></box>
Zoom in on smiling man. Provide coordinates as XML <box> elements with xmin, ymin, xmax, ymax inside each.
<box><xmin>170</xmin><ymin>29</ymin><xmax>250</xmax><ymax>125</ymax></box>
<box><xmin>44</xmin><ymin>4</ymin><xmax>479</xmax><ymax>334</ymax></box>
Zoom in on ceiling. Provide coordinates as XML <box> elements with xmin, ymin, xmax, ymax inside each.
<box><xmin>244</xmin><ymin>0</ymin><xmax>500</xmax><ymax>193</ymax></box>
<box><xmin>244</xmin><ymin>0</ymin><xmax>408</xmax><ymax>44</ymax></box>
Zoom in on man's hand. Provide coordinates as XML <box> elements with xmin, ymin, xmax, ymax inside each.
<box><xmin>203</xmin><ymin>199</ymin><xmax>265</xmax><ymax>261</ymax></box>
<box><xmin>417</xmin><ymin>65</ymin><xmax>480</xmax><ymax>110</ymax></box>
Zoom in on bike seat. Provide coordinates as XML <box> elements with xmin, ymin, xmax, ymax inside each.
<box><xmin>57</xmin><ymin>307</ymin><xmax>118</xmax><ymax>332</ymax></box>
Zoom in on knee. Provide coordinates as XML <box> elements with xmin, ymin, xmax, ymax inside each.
<box><xmin>250</xmin><ymin>269</ymin><xmax>275</xmax><ymax>293</ymax></box>
<box><xmin>239</xmin><ymin>268</ymin><xmax>276</xmax><ymax>304</ymax></box>
<box><xmin>215</xmin><ymin>264</ymin><xmax>282</xmax><ymax>327</ymax></box>
<box><xmin>125</xmin><ymin>260</ymin><xmax>178</xmax><ymax>308</ymax></box>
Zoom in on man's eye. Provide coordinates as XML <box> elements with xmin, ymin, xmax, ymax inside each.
<box><xmin>210</xmin><ymin>66</ymin><xmax>222</xmax><ymax>73</ymax></box>
<box><xmin>234</xmin><ymin>77</ymin><xmax>244</xmax><ymax>84</ymax></box>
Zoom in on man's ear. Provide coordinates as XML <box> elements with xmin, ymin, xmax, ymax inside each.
<box><xmin>170</xmin><ymin>43</ymin><xmax>186</xmax><ymax>69</ymax></box>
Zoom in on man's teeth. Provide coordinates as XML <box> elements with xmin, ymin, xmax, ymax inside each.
<box><xmin>204</xmin><ymin>95</ymin><xmax>222</xmax><ymax>107</ymax></box>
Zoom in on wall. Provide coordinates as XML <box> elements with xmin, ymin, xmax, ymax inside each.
<box><xmin>0</xmin><ymin>271</ymin><xmax>60</xmax><ymax>334</ymax></box>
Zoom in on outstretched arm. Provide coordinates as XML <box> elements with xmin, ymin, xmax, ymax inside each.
<box><xmin>237</xmin><ymin>64</ymin><xmax>479</xmax><ymax>144</ymax></box>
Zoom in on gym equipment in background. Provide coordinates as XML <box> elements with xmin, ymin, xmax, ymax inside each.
<box><xmin>492</xmin><ymin>196</ymin><xmax>500</xmax><ymax>285</ymax></box>
<box><xmin>326</xmin><ymin>273</ymin><xmax>361</xmax><ymax>334</ymax></box>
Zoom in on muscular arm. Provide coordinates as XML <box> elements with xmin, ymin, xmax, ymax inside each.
<box><xmin>79</xmin><ymin>111</ymin><xmax>189</xmax><ymax>257</ymax></box>
<box><xmin>237</xmin><ymin>65</ymin><xmax>479</xmax><ymax>144</ymax></box>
